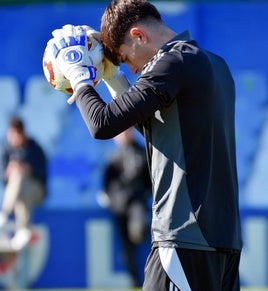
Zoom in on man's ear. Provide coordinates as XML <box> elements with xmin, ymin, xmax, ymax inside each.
<box><xmin>130</xmin><ymin>27</ymin><xmax>147</xmax><ymax>42</ymax></box>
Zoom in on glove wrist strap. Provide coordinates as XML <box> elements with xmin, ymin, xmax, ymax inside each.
<box><xmin>68</xmin><ymin>66</ymin><xmax>95</xmax><ymax>91</ymax></box>
<box><xmin>66</xmin><ymin>66</ymin><xmax>95</xmax><ymax>104</ymax></box>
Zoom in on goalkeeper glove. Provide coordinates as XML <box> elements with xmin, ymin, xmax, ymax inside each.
<box><xmin>51</xmin><ymin>24</ymin><xmax>104</xmax><ymax>103</ymax></box>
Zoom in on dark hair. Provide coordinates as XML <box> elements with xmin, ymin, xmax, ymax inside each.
<box><xmin>9</xmin><ymin>116</ymin><xmax>24</xmax><ymax>133</ymax></box>
<box><xmin>100</xmin><ymin>0</ymin><xmax>162</xmax><ymax>65</ymax></box>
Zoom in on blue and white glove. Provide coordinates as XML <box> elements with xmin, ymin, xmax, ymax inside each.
<box><xmin>51</xmin><ymin>24</ymin><xmax>103</xmax><ymax>103</ymax></box>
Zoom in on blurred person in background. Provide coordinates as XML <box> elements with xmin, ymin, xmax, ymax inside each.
<box><xmin>100</xmin><ymin>127</ymin><xmax>152</xmax><ymax>287</ymax></box>
<box><xmin>0</xmin><ymin>116</ymin><xmax>47</xmax><ymax>251</ymax></box>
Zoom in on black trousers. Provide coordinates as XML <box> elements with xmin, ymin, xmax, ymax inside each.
<box><xmin>142</xmin><ymin>247</ymin><xmax>241</xmax><ymax>291</ymax></box>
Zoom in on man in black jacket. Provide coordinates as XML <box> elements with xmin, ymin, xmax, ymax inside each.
<box><xmin>48</xmin><ymin>0</ymin><xmax>242</xmax><ymax>289</ymax></box>
<box><xmin>0</xmin><ymin>116</ymin><xmax>47</xmax><ymax>251</ymax></box>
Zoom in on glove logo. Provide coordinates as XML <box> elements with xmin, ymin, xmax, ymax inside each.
<box><xmin>64</xmin><ymin>50</ymin><xmax>82</xmax><ymax>64</ymax></box>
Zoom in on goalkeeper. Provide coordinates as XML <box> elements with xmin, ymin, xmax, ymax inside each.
<box><xmin>47</xmin><ymin>0</ymin><xmax>242</xmax><ymax>290</ymax></box>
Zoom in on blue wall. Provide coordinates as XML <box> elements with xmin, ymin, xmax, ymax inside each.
<box><xmin>1</xmin><ymin>2</ymin><xmax>268</xmax><ymax>91</ymax></box>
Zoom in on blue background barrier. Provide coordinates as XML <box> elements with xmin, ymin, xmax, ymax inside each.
<box><xmin>0</xmin><ymin>1</ymin><xmax>268</xmax><ymax>288</ymax></box>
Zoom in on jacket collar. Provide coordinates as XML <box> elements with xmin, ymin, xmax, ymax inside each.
<box><xmin>160</xmin><ymin>30</ymin><xmax>193</xmax><ymax>53</ymax></box>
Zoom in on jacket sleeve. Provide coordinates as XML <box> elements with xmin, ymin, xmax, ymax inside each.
<box><xmin>75</xmin><ymin>84</ymin><xmax>164</xmax><ymax>139</ymax></box>
<box><xmin>75</xmin><ymin>49</ymin><xmax>183</xmax><ymax>140</ymax></box>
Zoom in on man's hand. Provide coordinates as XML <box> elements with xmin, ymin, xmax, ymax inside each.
<box><xmin>5</xmin><ymin>161</ymin><xmax>31</xmax><ymax>179</ymax></box>
<box><xmin>50</xmin><ymin>24</ymin><xmax>104</xmax><ymax>103</ymax></box>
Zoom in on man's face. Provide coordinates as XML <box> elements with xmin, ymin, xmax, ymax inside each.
<box><xmin>7</xmin><ymin>128</ymin><xmax>25</xmax><ymax>148</ymax></box>
<box><xmin>118</xmin><ymin>30</ymin><xmax>154</xmax><ymax>74</ymax></box>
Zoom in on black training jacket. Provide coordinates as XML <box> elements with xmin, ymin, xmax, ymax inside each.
<box><xmin>76</xmin><ymin>30</ymin><xmax>242</xmax><ymax>251</ymax></box>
